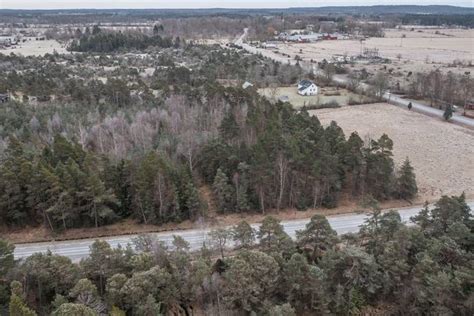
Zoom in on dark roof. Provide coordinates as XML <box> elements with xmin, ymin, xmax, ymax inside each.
<box><xmin>298</xmin><ymin>79</ymin><xmax>314</xmax><ymax>90</ymax></box>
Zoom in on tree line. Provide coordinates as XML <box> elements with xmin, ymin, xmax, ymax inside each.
<box><xmin>68</xmin><ymin>26</ymin><xmax>178</xmax><ymax>53</ymax></box>
<box><xmin>407</xmin><ymin>70</ymin><xmax>473</xmax><ymax>109</ymax></box>
<box><xmin>401</xmin><ymin>14</ymin><xmax>474</xmax><ymax>27</ymax></box>
<box><xmin>0</xmin><ymin>194</ymin><xmax>471</xmax><ymax>315</ymax></box>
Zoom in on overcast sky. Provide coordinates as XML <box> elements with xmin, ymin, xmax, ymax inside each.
<box><xmin>1</xmin><ymin>0</ymin><xmax>473</xmax><ymax>9</ymax></box>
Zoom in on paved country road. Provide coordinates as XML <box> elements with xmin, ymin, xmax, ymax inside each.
<box><xmin>14</xmin><ymin>202</ymin><xmax>474</xmax><ymax>261</ymax></box>
<box><xmin>236</xmin><ymin>30</ymin><xmax>474</xmax><ymax>130</ymax></box>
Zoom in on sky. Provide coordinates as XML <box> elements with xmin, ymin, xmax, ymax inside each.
<box><xmin>0</xmin><ymin>0</ymin><xmax>473</xmax><ymax>10</ymax></box>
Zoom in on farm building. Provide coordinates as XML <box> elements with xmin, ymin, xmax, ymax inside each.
<box><xmin>297</xmin><ymin>80</ymin><xmax>319</xmax><ymax>96</ymax></box>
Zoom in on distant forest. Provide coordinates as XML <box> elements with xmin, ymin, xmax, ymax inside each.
<box><xmin>1</xmin><ymin>5</ymin><xmax>473</xmax><ymax>26</ymax></box>
<box><xmin>1</xmin><ymin>5</ymin><xmax>473</xmax><ymax>17</ymax></box>
<box><xmin>401</xmin><ymin>14</ymin><xmax>474</xmax><ymax>27</ymax></box>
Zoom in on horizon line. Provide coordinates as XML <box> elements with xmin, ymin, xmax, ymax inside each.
<box><xmin>1</xmin><ymin>4</ymin><xmax>473</xmax><ymax>11</ymax></box>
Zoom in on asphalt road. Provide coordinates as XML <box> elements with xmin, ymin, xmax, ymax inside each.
<box><xmin>14</xmin><ymin>202</ymin><xmax>473</xmax><ymax>261</ymax></box>
<box><xmin>236</xmin><ymin>31</ymin><xmax>474</xmax><ymax>129</ymax></box>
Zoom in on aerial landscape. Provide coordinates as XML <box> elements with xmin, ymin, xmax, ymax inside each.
<box><xmin>0</xmin><ymin>1</ymin><xmax>473</xmax><ymax>315</ymax></box>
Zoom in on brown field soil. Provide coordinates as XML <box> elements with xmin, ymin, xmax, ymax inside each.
<box><xmin>2</xmin><ymin>197</ymin><xmax>412</xmax><ymax>244</ymax></box>
<box><xmin>310</xmin><ymin>103</ymin><xmax>474</xmax><ymax>203</ymax></box>
<box><xmin>271</xmin><ymin>28</ymin><xmax>473</xmax><ymax>76</ymax></box>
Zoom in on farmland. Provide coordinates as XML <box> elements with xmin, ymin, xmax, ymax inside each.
<box><xmin>0</xmin><ymin>38</ymin><xmax>68</xmax><ymax>56</ymax></box>
<box><xmin>272</xmin><ymin>28</ymin><xmax>473</xmax><ymax>75</ymax></box>
<box><xmin>311</xmin><ymin>103</ymin><xmax>474</xmax><ymax>202</ymax></box>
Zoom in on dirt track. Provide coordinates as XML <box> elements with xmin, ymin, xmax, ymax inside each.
<box><xmin>310</xmin><ymin>103</ymin><xmax>474</xmax><ymax>202</ymax></box>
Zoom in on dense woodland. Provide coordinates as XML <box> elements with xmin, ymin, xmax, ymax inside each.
<box><xmin>0</xmin><ymin>40</ymin><xmax>416</xmax><ymax>231</ymax></box>
<box><xmin>69</xmin><ymin>26</ymin><xmax>177</xmax><ymax>53</ymax></box>
<box><xmin>0</xmin><ymin>194</ymin><xmax>472</xmax><ymax>315</ymax></box>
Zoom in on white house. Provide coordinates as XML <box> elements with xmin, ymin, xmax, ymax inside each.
<box><xmin>297</xmin><ymin>80</ymin><xmax>319</xmax><ymax>96</ymax></box>
<box><xmin>242</xmin><ymin>81</ymin><xmax>253</xmax><ymax>89</ymax></box>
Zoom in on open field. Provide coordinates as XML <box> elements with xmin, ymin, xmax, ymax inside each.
<box><xmin>258</xmin><ymin>86</ymin><xmax>370</xmax><ymax>108</ymax></box>
<box><xmin>1</xmin><ymin>39</ymin><xmax>68</xmax><ymax>56</ymax></box>
<box><xmin>272</xmin><ymin>28</ymin><xmax>473</xmax><ymax>75</ymax></box>
<box><xmin>310</xmin><ymin>103</ymin><xmax>474</xmax><ymax>202</ymax></box>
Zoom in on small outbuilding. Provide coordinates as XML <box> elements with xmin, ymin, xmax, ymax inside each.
<box><xmin>297</xmin><ymin>80</ymin><xmax>318</xmax><ymax>96</ymax></box>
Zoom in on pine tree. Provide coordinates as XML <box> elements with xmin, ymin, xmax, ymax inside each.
<box><xmin>213</xmin><ymin>168</ymin><xmax>235</xmax><ymax>213</ymax></box>
<box><xmin>219</xmin><ymin>111</ymin><xmax>240</xmax><ymax>141</ymax></box>
<box><xmin>235</xmin><ymin>162</ymin><xmax>251</xmax><ymax>211</ymax></box>
<box><xmin>27</xmin><ymin>164</ymin><xmax>62</xmax><ymax>232</ymax></box>
<box><xmin>0</xmin><ymin>137</ymin><xmax>34</xmax><ymax>225</ymax></box>
<box><xmin>134</xmin><ymin>153</ymin><xmax>161</xmax><ymax>224</ymax></box>
<box><xmin>396</xmin><ymin>158</ymin><xmax>417</xmax><ymax>201</ymax></box>
<box><xmin>184</xmin><ymin>181</ymin><xmax>201</xmax><ymax>220</ymax></box>
<box><xmin>84</xmin><ymin>170</ymin><xmax>118</xmax><ymax>228</ymax></box>
<box><xmin>258</xmin><ymin>216</ymin><xmax>294</xmax><ymax>255</ymax></box>
<box><xmin>365</xmin><ymin>134</ymin><xmax>396</xmax><ymax>200</ymax></box>
<box><xmin>443</xmin><ymin>105</ymin><xmax>453</xmax><ymax>121</ymax></box>
<box><xmin>296</xmin><ymin>214</ymin><xmax>338</xmax><ymax>263</ymax></box>
<box><xmin>232</xmin><ymin>221</ymin><xmax>256</xmax><ymax>249</ymax></box>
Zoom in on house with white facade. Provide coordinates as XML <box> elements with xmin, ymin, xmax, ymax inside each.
<box><xmin>297</xmin><ymin>80</ymin><xmax>319</xmax><ymax>96</ymax></box>
<box><xmin>242</xmin><ymin>81</ymin><xmax>253</xmax><ymax>89</ymax></box>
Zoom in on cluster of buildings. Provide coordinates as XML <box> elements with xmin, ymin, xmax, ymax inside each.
<box><xmin>0</xmin><ymin>35</ymin><xmax>18</xmax><ymax>47</ymax></box>
<box><xmin>277</xmin><ymin>32</ymin><xmax>350</xmax><ymax>43</ymax></box>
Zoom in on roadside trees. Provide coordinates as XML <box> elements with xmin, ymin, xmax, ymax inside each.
<box><xmin>209</xmin><ymin>228</ymin><xmax>232</xmax><ymax>258</ymax></box>
<box><xmin>443</xmin><ymin>105</ymin><xmax>453</xmax><ymax>121</ymax></box>
<box><xmin>396</xmin><ymin>158</ymin><xmax>417</xmax><ymax>201</ymax></box>
<box><xmin>323</xmin><ymin>63</ymin><xmax>336</xmax><ymax>84</ymax></box>
<box><xmin>232</xmin><ymin>221</ymin><xmax>256</xmax><ymax>249</ymax></box>
<box><xmin>222</xmin><ymin>250</ymin><xmax>279</xmax><ymax>313</ymax></box>
<box><xmin>296</xmin><ymin>215</ymin><xmax>338</xmax><ymax>263</ymax></box>
<box><xmin>257</xmin><ymin>216</ymin><xmax>294</xmax><ymax>256</ymax></box>
<box><xmin>371</xmin><ymin>71</ymin><xmax>389</xmax><ymax>100</ymax></box>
